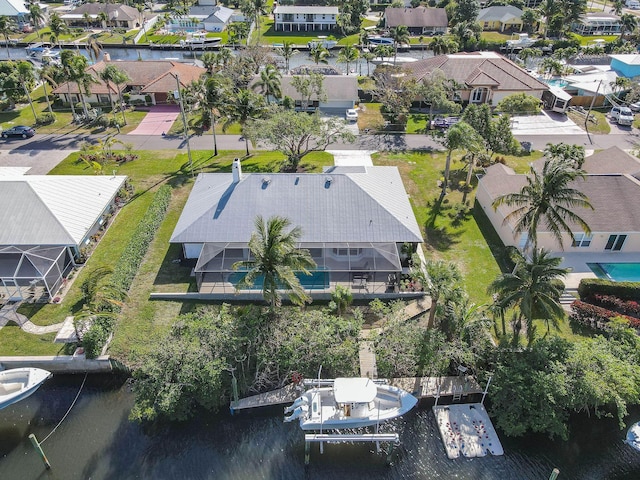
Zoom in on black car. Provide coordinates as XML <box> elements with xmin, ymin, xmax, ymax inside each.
<box><xmin>2</xmin><ymin>126</ymin><xmax>36</xmax><ymax>139</ymax></box>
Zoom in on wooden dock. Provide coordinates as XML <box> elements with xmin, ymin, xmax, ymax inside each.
<box><xmin>388</xmin><ymin>376</ymin><xmax>483</xmax><ymax>399</ymax></box>
<box><xmin>229</xmin><ymin>383</ymin><xmax>300</xmax><ymax>413</ymax></box>
<box><xmin>359</xmin><ymin>340</ymin><xmax>378</xmax><ymax>379</ymax></box>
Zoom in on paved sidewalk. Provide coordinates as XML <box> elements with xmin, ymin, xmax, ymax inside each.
<box><xmin>0</xmin><ymin>302</ymin><xmax>64</xmax><ymax>334</ymax></box>
<box><xmin>328</xmin><ymin>149</ymin><xmax>376</xmax><ymax>166</ymax></box>
<box><xmin>129</xmin><ymin>105</ymin><xmax>180</xmax><ymax>136</ymax></box>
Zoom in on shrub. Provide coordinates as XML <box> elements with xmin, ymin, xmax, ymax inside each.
<box><xmin>570</xmin><ymin>300</ymin><xmax>640</xmax><ymax>331</ymax></box>
<box><xmin>578</xmin><ymin>278</ymin><xmax>640</xmax><ymax>301</ymax></box>
<box><xmin>36</xmin><ymin>112</ymin><xmax>56</xmax><ymax>125</ymax></box>
<box><xmin>588</xmin><ymin>294</ymin><xmax>640</xmax><ymax>319</ymax></box>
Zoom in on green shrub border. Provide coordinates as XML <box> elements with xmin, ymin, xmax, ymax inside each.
<box><xmin>578</xmin><ymin>278</ymin><xmax>640</xmax><ymax>302</ymax></box>
<box><xmin>83</xmin><ymin>185</ymin><xmax>172</xmax><ymax>357</ymax></box>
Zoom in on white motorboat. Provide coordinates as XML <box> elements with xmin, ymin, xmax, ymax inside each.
<box><xmin>0</xmin><ymin>368</ymin><xmax>52</xmax><ymax>410</ymax></box>
<box><xmin>26</xmin><ymin>43</ymin><xmax>61</xmax><ymax>62</ymax></box>
<box><xmin>371</xmin><ymin>57</ymin><xmax>418</xmax><ymax>65</ymax></box>
<box><xmin>307</xmin><ymin>37</ymin><xmax>338</xmax><ymax>50</ymax></box>
<box><xmin>626</xmin><ymin>421</ymin><xmax>640</xmax><ymax>451</ymax></box>
<box><xmin>284</xmin><ymin>377</ymin><xmax>418</xmax><ymax>430</ymax></box>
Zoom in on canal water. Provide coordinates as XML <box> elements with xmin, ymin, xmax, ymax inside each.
<box><xmin>1</xmin><ymin>374</ymin><xmax>639</xmax><ymax>479</ymax></box>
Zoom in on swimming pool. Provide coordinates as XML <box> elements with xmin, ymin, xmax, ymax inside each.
<box><xmin>228</xmin><ymin>269</ymin><xmax>329</xmax><ymax>290</ymax></box>
<box><xmin>545</xmin><ymin>78</ymin><xmax>569</xmax><ymax>88</ymax></box>
<box><xmin>587</xmin><ymin>263</ymin><xmax>640</xmax><ymax>282</ymax></box>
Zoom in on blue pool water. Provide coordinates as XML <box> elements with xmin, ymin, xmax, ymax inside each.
<box><xmin>228</xmin><ymin>270</ymin><xmax>329</xmax><ymax>290</ymax></box>
<box><xmin>545</xmin><ymin>78</ymin><xmax>569</xmax><ymax>88</ymax></box>
<box><xmin>588</xmin><ymin>263</ymin><xmax>640</xmax><ymax>282</ymax></box>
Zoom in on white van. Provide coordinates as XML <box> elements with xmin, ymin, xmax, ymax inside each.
<box><xmin>626</xmin><ymin>0</ymin><xmax>640</xmax><ymax>9</ymax></box>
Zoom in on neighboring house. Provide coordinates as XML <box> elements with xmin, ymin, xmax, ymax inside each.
<box><xmin>476</xmin><ymin>6</ymin><xmax>524</xmax><ymax>32</ymax></box>
<box><xmin>279</xmin><ymin>74</ymin><xmax>358</xmax><ymax>110</ymax></box>
<box><xmin>61</xmin><ymin>3</ymin><xmax>141</xmax><ymax>29</ymax></box>
<box><xmin>203</xmin><ymin>6</ymin><xmax>233</xmax><ymax>32</ymax></box>
<box><xmin>476</xmin><ymin>147</ymin><xmax>640</xmax><ymax>255</ymax></box>
<box><xmin>609</xmin><ymin>54</ymin><xmax>640</xmax><ymax>79</ymax></box>
<box><xmin>0</xmin><ymin>0</ymin><xmax>29</xmax><ymax>24</ymax></box>
<box><xmin>273</xmin><ymin>6</ymin><xmax>338</xmax><ymax>32</ymax></box>
<box><xmin>572</xmin><ymin>14</ymin><xmax>621</xmax><ymax>35</ymax></box>
<box><xmin>169</xmin><ymin>160</ymin><xmax>424</xmax><ymax>298</ymax></box>
<box><xmin>384</xmin><ymin>7</ymin><xmax>448</xmax><ymax>35</ymax></box>
<box><xmin>169</xmin><ymin>4</ymin><xmax>233</xmax><ymax>32</ymax></box>
<box><xmin>403</xmin><ymin>51</ymin><xmax>548</xmax><ymax>106</ymax></box>
<box><xmin>51</xmin><ymin>60</ymin><xmax>205</xmax><ymax>106</ymax></box>
<box><xmin>557</xmin><ymin>65</ymin><xmax>619</xmax><ymax>108</ymax></box>
<box><xmin>0</xmin><ymin>171</ymin><xmax>127</xmax><ymax>301</ymax></box>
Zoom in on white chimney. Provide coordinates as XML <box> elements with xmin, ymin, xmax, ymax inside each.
<box><xmin>232</xmin><ymin>158</ymin><xmax>242</xmax><ymax>183</ymax></box>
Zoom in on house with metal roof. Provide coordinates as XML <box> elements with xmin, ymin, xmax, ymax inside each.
<box><xmin>610</xmin><ymin>54</ymin><xmax>640</xmax><ymax>79</ymax></box>
<box><xmin>280</xmin><ymin>74</ymin><xmax>358</xmax><ymax>110</ymax></box>
<box><xmin>403</xmin><ymin>51</ymin><xmax>548</xmax><ymax>106</ymax></box>
<box><xmin>0</xmin><ymin>173</ymin><xmax>127</xmax><ymax>302</ymax></box>
<box><xmin>170</xmin><ymin>160</ymin><xmax>424</xmax><ymax>299</ymax></box>
<box><xmin>476</xmin><ymin>148</ymin><xmax>640</xmax><ymax>256</ymax></box>
<box><xmin>572</xmin><ymin>13</ymin><xmax>621</xmax><ymax>35</ymax></box>
<box><xmin>384</xmin><ymin>7</ymin><xmax>448</xmax><ymax>35</ymax></box>
<box><xmin>60</xmin><ymin>3</ymin><xmax>141</xmax><ymax>29</ymax></box>
<box><xmin>476</xmin><ymin>6</ymin><xmax>524</xmax><ymax>32</ymax></box>
<box><xmin>273</xmin><ymin>6</ymin><xmax>338</xmax><ymax>32</ymax></box>
<box><xmin>0</xmin><ymin>0</ymin><xmax>29</xmax><ymax>23</ymax></box>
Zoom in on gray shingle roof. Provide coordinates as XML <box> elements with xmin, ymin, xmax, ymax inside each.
<box><xmin>384</xmin><ymin>7</ymin><xmax>448</xmax><ymax>28</ymax></box>
<box><xmin>279</xmin><ymin>75</ymin><xmax>358</xmax><ymax>102</ymax></box>
<box><xmin>477</xmin><ymin>6</ymin><xmax>524</xmax><ymax>23</ymax></box>
<box><xmin>531</xmin><ymin>147</ymin><xmax>640</xmax><ymax>175</ymax></box>
<box><xmin>170</xmin><ymin>166</ymin><xmax>423</xmax><ymax>244</ymax></box>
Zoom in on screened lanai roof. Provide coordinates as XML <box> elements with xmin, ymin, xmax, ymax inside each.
<box><xmin>0</xmin><ymin>245</ymin><xmax>67</xmax><ymax>279</ymax></box>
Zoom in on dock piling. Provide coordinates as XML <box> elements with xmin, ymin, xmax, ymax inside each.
<box><xmin>28</xmin><ymin>434</ymin><xmax>51</xmax><ymax>469</ymax></box>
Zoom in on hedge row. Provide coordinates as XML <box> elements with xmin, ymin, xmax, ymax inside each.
<box><xmin>577</xmin><ymin>278</ymin><xmax>640</xmax><ymax>302</ymax></box>
<box><xmin>83</xmin><ymin>185</ymin><xmax>172</xmax><ymax>357</ymax></box>
<box><xmin>570</xmin><ymin>300</ymin><xmax>640</xmax><ymax>331</ymax></box>
<box><xmin>588</xmin><ymin>294</ymin><xmax>640</xmax><ymax>319</ymax></box>
<box><xmin>110</xmin><ymin>185</ymin><xmax>172</xmax><ymax>293</ymax></box>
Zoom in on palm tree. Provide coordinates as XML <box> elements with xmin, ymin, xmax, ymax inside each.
<box><xmin>362</xmin><ymin>52</ymin><xmax>375</xmax><ymax>76</ymax></box>
<box><xmin>543</xmin><ymin>143</ymin><xmax>585</xmax><ymax>169</ymax></box>
<box><xmin>252</xmin><ymin>64</ymin><xmax>281</xmax><ymax>103</ymax></box>
<box><xmin>0</xmin><ymin>16</ymin><xmax>14</xmax><ymax>60</ymax></box>
<box><xmin>99</xmin><ymin>64</ymin><xmax>125</xmax><ymax>122</ymax></box>
<box><xmin>86</xmin><ymin>35</ymin><xmax>103</xmax><ymax>63</ymax></box>
<box><xmin>60</xmin><ymin>50</ymin><xmax>79</xmax><ymax>118</ymax></box>
<box><xmin>222</xmin><ymin>89</ymin><xmax>266</xmax><ymax>155</ymax></box>
<box><xmin>275</xmin><ymin>41</ymin><xmax>298</xmax><ymax>72</ymax></box>
<box><xmin>109</xmin><ymin>67</ymin><xmax>130</xmax><ymax>125</ymax></box>
<box><xmin>83</xmin><ymin>12</ymin><xmax>92</xmax><ymax>29</ymax></box>
<box><xmin>430</xmin><ymin>36</ymin><xmax>458</xmax><ymax>55</ymax></box>
<box><xmin>48</xmin><ymin>13</ymin><xmax>67</xmax><ymax>48</ymax></box>
<box><xmin>233</xmin><ymin>215</ymin><xmax>317</xmax><ymax>310</ymax></box>
<box><xmin>374</xmin><ymin>44</ymin><xmax>393</xmax><ymax>62</ymax></box>
<box><xmin>39</xmin><ymin>63</ymin><xmax>57</xmax><ymax>116</ymax></box>
<box><xmin>424</xmin><ymin>260</ymin><xmax>463</xmax><ymax>328</ymax></box>
<box><xmin>29</xmin><ymin>4</ymin><xmax>45</xmax><ymax>40</ymax></box>
<box><xmin>309</xmin><ymin>44</ymin><xmax>329</xmax><ymax>65</ymax></box>
<box><xmin>537</xmin><ymin>0</ymin><xmax>559</xmax><ymax>39</ymax></box>
<box><xmin>441</xmin><ymin>122</ymin><xmax>481</xmax><ymax>201</ymax></box>
<box><xmin>337</xmin><ymin>45</ymin><xmax>359</xmax><ymax>75</ymax></box>
<box><xmin>620</xmin><ymin>13</ymin><xmax>638</xmax><ymax>40</ymax></box>
<box><xmin>185</xmin><ymin>75</ymin><xmax>228</xmax><ymax>156</ymax></box>
<box><xmin>488</xmin><ymin>248</ymin><xmax>568</xmax><ymax>346</ymax></box>
<box><xmin>492</xmin><ymin>158</ymin><xmax>593</xmax><ymax>250</ymax></box>
<box><xmin>390</xmin><ymin>25</ymin><xmax>409</xmax><ymax>65</ymax></box>
<box><xmin>241</xmin><ymin>0</ymin><xmax>268</xmax><ymax>40</ymax></box>
<box><xmin>17</xmin><ymin>61</ymin><xmax>38</xmax><ymax>122</ymax></box>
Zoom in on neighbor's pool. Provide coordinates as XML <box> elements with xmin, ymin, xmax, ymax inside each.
<box><xmin>545</xmin><ymin>78</ymin><xmax>569</xmax><ymax>88</ymax></box>
<box><xmin>588</xmin><ymin>263</ymin><xmax>640</xmax><ymax>282</ymax></box>
<box><xmin>228</xmin><ymin>269</ymin><xmax>329</xmax><ymax>290</ymax></box>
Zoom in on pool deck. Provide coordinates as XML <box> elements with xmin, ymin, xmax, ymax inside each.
<box><xmin>554</xmin><ymin>252</ymin><xmax>640</xmax><ymax>288</ymax></box>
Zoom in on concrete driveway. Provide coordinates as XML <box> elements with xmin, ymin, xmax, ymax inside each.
<box><xmin>0</xmin><ymin>149</ymin><xmax>76</xmax><ymax>174</ymax></box>
<box><xmin>129</xmin><ymin>105</ymin><xmax>180</xmax><ymax>136</ymax></box>
<box><xmin>510</xmin><ymin>111</ymin><xmax>585</xmax><ymax>135</ymax></box>
<box><xmin>328</xmin><ymin>150</ymin><xmax>376</xmax><ymax>166</ymax></box>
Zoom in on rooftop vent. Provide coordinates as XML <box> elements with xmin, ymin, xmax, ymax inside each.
<box><xmin>261</xmin><ymin>176</ymin><xmax>271</xmax><ymax>189</ymax></box>
<box><xmin>324</xmin><ymin>176</ymin><xmax>333</xmax><ymax>188</ymax></box>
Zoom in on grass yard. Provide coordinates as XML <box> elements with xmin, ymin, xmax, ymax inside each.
<box><xmin>0</xmin><ymin>149</ymin><xmax>332</xmax><ymax>359</ymax></box>
<box><xmin>567</xmin><ymin>110</ymin><xmax>610</xmax><ymax>134</ymax></box>
<box><xmin>93</xmin><ymin>30</ymin><xmax>140</xmax><ymax>45</ymax></box>
<box><xmin>255</xmin><ymin>18</ymin><xmax>356</xmax><ymax>46</ymax></box>
<box><xmin>357</xmin><ymin>103</ymin><xmax>384</xmax><ymax>132</ymax></box>
<box><xmin>373</xmin><ymin>149</ymin><xmax>542</xmax><ymax>304</ymax></box>
<box><xmin>480</xmin><ymin>31</ymin><xmax>512</xmax><ymax>42</ymax></box>
<box><xmin>569</xmin><ymin>33</ymin><xmax>620</xmax><ymax>46</ymax></box>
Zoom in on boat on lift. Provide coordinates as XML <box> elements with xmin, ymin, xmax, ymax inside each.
<box><xmin>284</xmin><ymin>377</ymin><xmax>418</xmax><ymax>430</ymax></box>
<box><xmin>0</xmin><ymin>368</ymin><xmax>52</xmax><ymax>410</ymax></box>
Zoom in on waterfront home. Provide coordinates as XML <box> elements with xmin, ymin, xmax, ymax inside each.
<box><xmin>51</xmin><ymin>60</ymin><xmax>205</xmax><ymax>106</ymax></box>
<box><xmin>60</xmin><ymin>3</ymin><xmax>141</xmax><ymax>29</ymax></box>
<box><xmin>476</xmin><ymin>6</ymin><xmax>524</xmax><ymax>32</ymax></box>
<box><xmin>169</xmin><ymin>160</ymin><xmax>424</xmax><ymax>298</ymax></box>
<box><xmin>476</xmin><ymin>147</ymin><xmax>640</xmax><ymax>255</ymax></box>
<box><xmin>0</xmin><ymin>171</ymin><xmax>127</xmax><ymax>302</ymax></box>
<box><xmin>0</xmin><ymin>0</ymin><xmax>31</xmax><ymax>26</ymax></box>
<box><xmin>169</xmin><ymin>3</ymin><xmax>234</xmax><ymax>32</ymax></box>
<box><xmin>278</xmin><ymin>73</ymin><xmax>358</xmax><ymax>110</ymax></box>
<box><xmin>572</xmin><ymin>13</ymin><xmax>621</xmax><ymax>35</ymax></box>
<box><xmin>273</xmin><ymin>6</ymin><xmax>338</xmax><ymax>32</ymax></box>
<box><xmin>609</xmin><ymin>54</ymin><xmax>640</xmax><ymax>79</ymax></box>
<box><xmin>403</xmin><ymin>51</ymin><xmax>548</xmax><ymax>106</ymax></box>
<box><xmin>383</xmin><ymin>7</ymin><xmax>448</xmax><ymax>36</ymax></box>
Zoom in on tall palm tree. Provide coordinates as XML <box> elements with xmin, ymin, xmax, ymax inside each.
<box><xmin>48</xmin><ymin>13</ymin><xmax>67</xmax><ymax>48</ymax></box>
<box><xmin>39</xmin><ymin>63</ymin><xmax>57</xmax><ymax>115</ymax></box>
<box><xmin>83</xmin><ymin>12</ymin><xmax>92</xmax><ymax>29</ymax></box>
<box><xmin>241</xmin><ymin>0</ymin><xmax>268</xmax><ymax>40</ymax></box>
<box><xmin>309</xmin><ymin>44</ymin><xmax>329</xmax><ymax>65</ymax></box>
<box><xmin>0</xmin><ymin>16</ymin><xmax>14</xmax><ymax>59</ymax></box>
<box><xmin>441</xmin><ymin>122</ymin><xmax>481</xmax><ymax>200</ymax></box>
<box><xmin>60</xmin><ymin>50</ymin><xmax>79</xmax><ymax>118</ymax></box>
<box><xmin>492</xmin><ymin>158</ymin><xmax>593</xmax><ymax>250</ymax></box>
<box><xmin>86</xmin><ymin>35</ymin><xmax>103</xmax><ymax>63</ymax></box>
<box><xmin>222</xmin><ymin>88</ymin><xmax>266</xmax><ymax>155</ymax></box>
<box><xmin>362</xmin><ymin>51</ymin><xmax>375</xmax><ymax>76</ymax></box>
<box><xmin>275</xmin><ymin>41</ymin><xmax>298</xmax><ymax>72</ymax></box>
<box><xmin>233</xmin><ymin>215</ymin><xmax>317</xmax><ymax>310</ymax></box>
<box><xmin>252</xmin><ymin>64</ymin><xmax>281</xmax><ymax>103</ymax></box>
<box><xmin>106</xmin><ymin>67</ymin><xmax>130</xmax><ymax>125</ymax></box>
<box><xmin>29</xmin><ymin>4</ymin><xmax>45</xmax><ymax>40</ymax></box>
<box><xmin>17</xmin><ymin>61</ymin><xmax>38</xmax><ymax>121</ymax></box>
<box><xmin>537</xmin><ymin>0</ymin><xmax>559</xmax><ymax>39</ymax></box>
<box><xmin>620</xmin><ymin>13</ymin><xmax>638</xmax><ymax>40</ymax></box>
<box><xmin>424</xmin><ymin>260</ymin><xmax>463</xmax><ymax>329</ymax></box>
<box><xmin>430</xmin><ymin>36</ymin><xmax>458</xmax><ymax>55</ymax></box>
<box><xmin>99</xmin><ymin>64</ymin><xmax>125</xmax><ymax>122</ymax></box>
<box><xmin>337</xmin><ymin>45</ymin><xmax>359</xmax><ymax>75</ymax></box>
<box><xmin>373</xmin><ymin>44</ymin><xmax>393</xmax><ymax>62</ymax></box>
<box><xmin>390</xmin><ymin>25</ymin><xmax>409</xmax><ymax>65</ymax></box>
<box><xmin>185</xmin><ymin>75</ymin><xmax>228</xmax><ymax>156</ymax></box>
<box><xmin>488</xmin><ymin>248</ymin><xmax>568</xmax><ymax>346</ymax></box>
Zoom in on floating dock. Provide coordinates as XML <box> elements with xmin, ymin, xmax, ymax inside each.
<box><xmin>433</xmin><ymin>403</ymin><xmax>504</xmax><ymax>459</ymax></box>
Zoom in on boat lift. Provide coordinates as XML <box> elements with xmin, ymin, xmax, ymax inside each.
<box><xmin>304</xmin><ymin>433</ymin><xmax>400</xmax><ymax>465</ymax></box>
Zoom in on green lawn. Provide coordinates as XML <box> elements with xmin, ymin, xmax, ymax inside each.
<box><xmin>480</xmin><ymin>31</ymin><xmax>512</xmax><ymax>42</ymax></box>
<box><xmin>567</xmin><ymin>110</ymin><xmax>611</xmax><ymax>134</ymax></box>
<box><xmin>373</xmin><ymin>149</ymin><xmax>542</xmax><ymax>304</ymax></box>
<box><xmin>0</xmin><ymin>149</ymin><xmax>332</xmax><ymax>358</ymax></box>
<box><xmin>569</xmin><ymin>33</ymin><xmax>620</xmax><ymax>46</ymax></box>
<box><xmin>255</xmin><ymin>18</ymin><xmax>357</xmax><ymax>46</ymax></box>
<box><xmin>93</xmin><ymin>30</ymin><xmax>139</xmax><ymax>45</ymax></box>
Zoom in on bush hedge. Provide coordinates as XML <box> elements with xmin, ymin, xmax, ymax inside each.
<box><xmin>82</xmin><ymin>185</ymin><xmax>172</xmax><ymax>357</ymax></box>
<box><xmin>588</xmin><ymin>294</ymin><xmax>640</xmax><ymax>319</ymax></box>
<box><xmin>577</xmin><ymin>278</ymin><xmax>640</xmax><ymax>302</ymax></box>
<box><xmin>570</xmin><ymin>300</ymin><xmax>640</xmax><ymax>331</ymax></box>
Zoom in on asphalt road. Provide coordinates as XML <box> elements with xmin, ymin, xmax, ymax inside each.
<box><xmin>0</xmin><ymin>130</ymin><xmax>638</xmax><ymax>155</ymax></box>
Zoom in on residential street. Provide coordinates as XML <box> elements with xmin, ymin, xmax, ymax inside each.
<box><xmin>0</xmin><ymin>130</ymin><xmax>639</xmax><ymax>156</ymax></box>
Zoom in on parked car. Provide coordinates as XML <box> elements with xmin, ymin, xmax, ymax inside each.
<box><xmin>629</xmin><ymin>102</ymin><xmax>640</xmax><ymax>112</ymax></box>
<box><xmin>610</xmin><ymin>106</ymin><xmax>634</xmax><ymax>126</ymax></box>
<box><xmin>1</xmin><ymin>126</ymin><xmax>35</xmax><ymax>138</ymax></box>
<box><xmin>345</xmin><ymin>109</ymin><xmax>358</xmax><ymax>122</ymax></box>
<box><xmin>431</xmin><ymin>116</ymin><xmax>460</xmax><ymax>129</ymax></box>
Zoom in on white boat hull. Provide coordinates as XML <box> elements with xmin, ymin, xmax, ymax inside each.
<box><xmin>284</xmin><ymin>378</ymin><xmax>418</xmax><ymax>431</ymax></box>
<box><xmin>0</xmin><ymin>368</ymin><xmax>52</xmax><ymax>410</ymax></box>
<box><xmin>626</xmin><ymin>422</ymin><xmax>640</xmax><ymax>451</ymax></box>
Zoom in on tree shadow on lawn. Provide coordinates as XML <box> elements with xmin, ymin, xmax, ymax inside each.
<box><xmin>153</xmin><ymin>244</ymin><xmax>197</xmax><ymax>289</ymax></box>
<box><xmin>424</xmin><ymin>197</ymin><xmax>463</xmax><ymax>251</ymax></box>
<box><xmin>472</xmin><ymin>200</ymin><xmax>514</xmax><ymax>273</ymax></box>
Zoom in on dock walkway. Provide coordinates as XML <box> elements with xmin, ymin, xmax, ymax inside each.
<box><xmin>230</xmin><ymin>383</ymin><xmax>300</xmax><ymax>413</ymax></box>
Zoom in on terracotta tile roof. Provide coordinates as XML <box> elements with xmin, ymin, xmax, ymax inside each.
<box><xmin>403</xmin><ymin>52</ymin><xmax>548</xmax><ymax>92</ymax></box>
<box><xmin>52</xmin><ymin>61</ymin><xmax>205</xmax><ymax>95</ymax></box>
<box><xmin>384</xmin><ymin>7</ymin><xmax>448</xmax><ymax>28</ymax></box>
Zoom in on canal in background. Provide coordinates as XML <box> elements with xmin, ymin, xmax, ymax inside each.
<box><xmin>1</xmin><ymin>374</ymin><xmax>639</xmax><ymax>479</ymax></box>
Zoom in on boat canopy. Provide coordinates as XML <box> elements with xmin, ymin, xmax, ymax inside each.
<box><xmin>333</xmin><ymin>378</ymin><xmax>376</xmax><ymax>404</ymax></box>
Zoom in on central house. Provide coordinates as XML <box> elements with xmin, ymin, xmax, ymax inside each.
<box><xmin>170</xmin><ymin>160</ymin><xmax>423</xmax><ymax>299</ymax></box>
